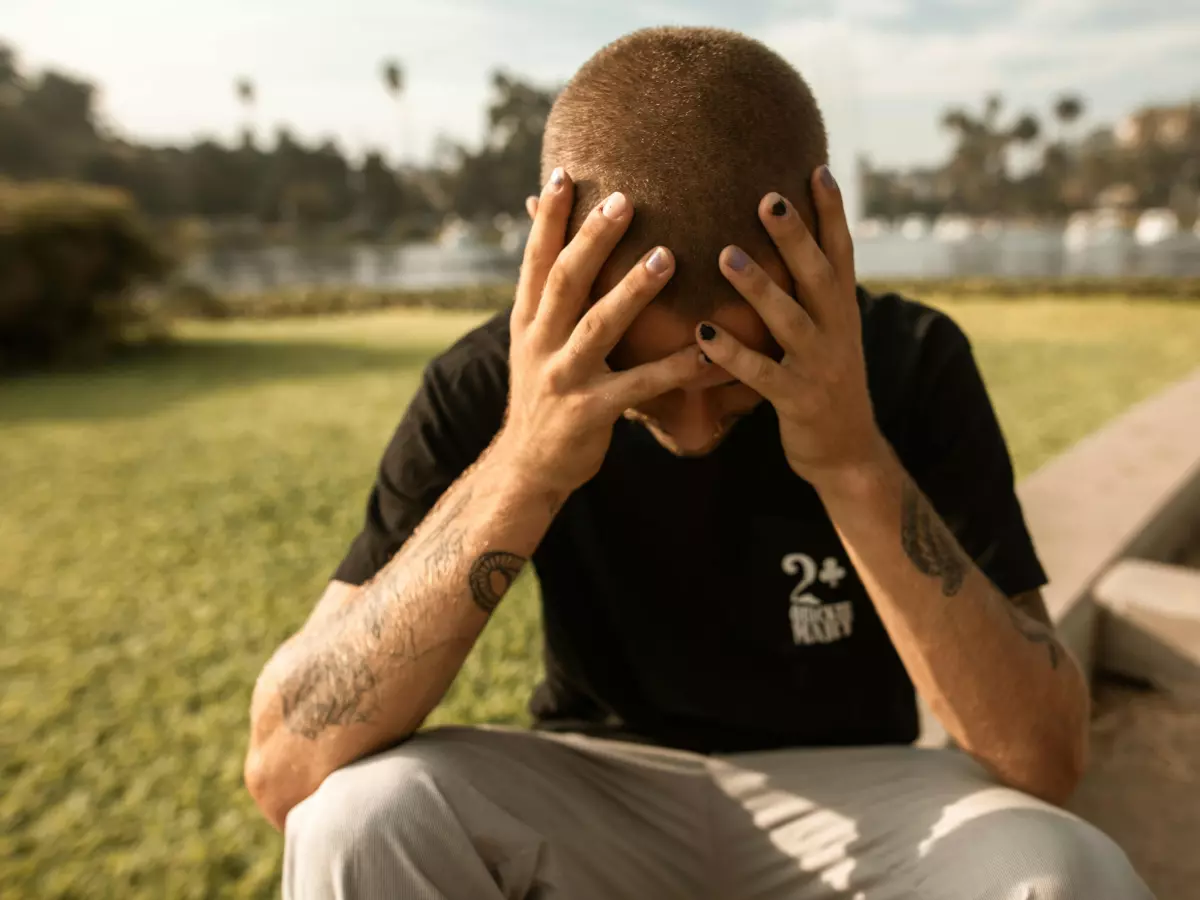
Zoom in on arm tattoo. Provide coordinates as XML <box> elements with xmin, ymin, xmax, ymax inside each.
<box><xmin>279</xmin><ymin>654</ymin><xmax>380</xmax><ymax>740</ymax></box>
<box><xmin>900</xmin><ymin>481</ymin><xmax>967</xmax><ymax>597</ymax></box>
<box><xmin>278</xmin><ymin>486</ymin><xmax>476</xmax><ymax>739</ymax></box>
<box><xmin>1005</xmin><ymin>590</ymin><xmax>1061</xmax><ymax>669</ymax></box>
<box><xmin>467</xmin><ymin>551</ymin><xmax>526</xmax><ymax>614</ymax></box>
<box><xmin>423</xmin><ymin>528</ymin><xmax>465</xmax><ymax>582</ymax></box>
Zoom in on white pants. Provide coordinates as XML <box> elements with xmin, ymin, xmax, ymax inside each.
<box><xmin>284</xmin><ymin>725</ymin><xmax>1153</xmax><ymax>900</ymax></box>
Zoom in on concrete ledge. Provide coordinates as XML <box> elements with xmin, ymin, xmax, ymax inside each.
<box><xmin>1016</xmin><ymin>367</ymin><xmax>1200</xmax><ymax>673</ymax></box>
<box><xmin>1094</xmin><ymin>559</ymin><xmax>1200</xmax><ymax>688</ymax></box>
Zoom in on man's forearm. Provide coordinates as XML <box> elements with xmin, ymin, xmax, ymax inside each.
<box><xmin>813</xmin><ymin>439</ymin><xmax>1089</xmax><ymax>805</ymax></box>
<box><xmin>245</xmin><ymin>443</ymin><xmax>563</xmax><ymax>827</ymax></box>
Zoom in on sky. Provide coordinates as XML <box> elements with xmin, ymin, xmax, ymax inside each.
<box><xmin>4</xmin><ymin>0</ymin><xmax>1200</xmax><ymax>175</ymax></box>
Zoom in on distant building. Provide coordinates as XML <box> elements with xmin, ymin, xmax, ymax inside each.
<box><xmin>1115</xmin><ymin>102</ymin><xmax>1199</xmax><ymax>149</ymax></box>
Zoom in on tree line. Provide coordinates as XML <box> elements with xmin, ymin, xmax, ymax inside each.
<box><xmin>2</xmin><ymin>39</ymin><xmax>1198</xmax><ymax>236</ymax></box>
<box><xmin>0</xmin><ymin>42</ymin><xmax>550</xmax><ymax>242</ymax></box>
<box><xmin>864</xmin><ymin>92</ymin><xmax>1200</xmax><ymax>225</ymax></box>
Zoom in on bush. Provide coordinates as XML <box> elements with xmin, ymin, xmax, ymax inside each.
<box><xmin>860</xmin><ymin>276</ymin><xmax>1200</xmax><ymax>301</ymax></box>
<box><xmin>169</xmin><ymin>275</ymin><xmax>1200</xmax><ymax>323</ymax></box>
<box><xmin>169</xmin><ymin>282</ymin><xmax>518</xmax><ymax>320</ymax></box>
<box><xmin>0</xmin><ymin>180</ymin><xmax>173</xmax><ymax>371</ymax></box>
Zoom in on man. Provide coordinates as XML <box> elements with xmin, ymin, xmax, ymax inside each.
<box><xmin>245</xmin><ymin>26</ymin><xmax>1152</xmax><ymax>900</ymax></box>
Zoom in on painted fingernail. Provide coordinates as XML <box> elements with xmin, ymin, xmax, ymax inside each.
<box><xmin>549</xmin><ymin>167</ymin><xmax>565</xmax><ymax>189</ymax></box>
<box><xmin>819</xmin><ymin>165</ymin><xmax>837</xmax><ymax>189</ymax></box>
<box><xmin>701</xmin><ymin>351</ymin><xmax>713</xmax><ymax>365</ymax></box>
<box><xmin>646</xmin><ymin>247</ymin><xmax>671</xmax><ymax>275</ymax></box>
<box><xmin>727</xmin><ymin>247</ymin><xmax>749</xmax><ymax>271</ymax></box>
<box><xmin>699</xmin><ymin>323</ymin><xmax>717</xmax><ymax>341</ymax></box>
<box><xmin>768</xmin><ymin>194</ymin><xmax>788</xmax><ymax>217</ymax></box>
<box><xmin>602</xmin><ymin>192</ymin><xmax>627</xmax><ymax>219</ymax></box>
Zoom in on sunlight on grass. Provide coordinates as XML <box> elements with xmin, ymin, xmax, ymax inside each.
<box><xmin>2</xmin><ymin>299</ymin><xmax>1198</xmax><ymax>898</ymax></box>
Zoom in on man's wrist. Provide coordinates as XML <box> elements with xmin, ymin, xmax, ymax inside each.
<box><xmin>807</xmin><ymin>431</ymin><xmax>899</xmax><ymax>510</ymax></box>
<box><xmin>480</xmin><ymin>438</ymin><xmax>572</xmax><ymax>518</ymax></box>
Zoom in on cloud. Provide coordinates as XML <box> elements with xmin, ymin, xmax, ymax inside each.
<box><xmin>760</xmin><ymin>0</ymin><xmax>1200</xmax><ymax>100</ymax></box>
<box><xmin>3</xmin><ymin>0</ymin><xmax>1197</xmax><ymax>170</ymax></box>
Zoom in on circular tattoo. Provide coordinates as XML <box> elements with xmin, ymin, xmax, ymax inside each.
<box><xmin>467</xmin><ymin>551</ymin><xmax>526</xmax><ymax>614</ymax></box>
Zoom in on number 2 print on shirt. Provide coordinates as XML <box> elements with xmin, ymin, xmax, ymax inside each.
<box><xmin>782</xmin><ymin>552</ymin><xmax>855</xmax><ymax>645</ymax></box>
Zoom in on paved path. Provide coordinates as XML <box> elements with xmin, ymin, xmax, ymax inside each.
<box><xmin>1069</xmin><ymin>676</ymin><xmax>1200</xmax><ymax>900</ymax></box>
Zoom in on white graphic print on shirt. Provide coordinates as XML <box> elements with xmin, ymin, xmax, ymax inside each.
<box><xmin>782</xmin><ymin>552</ymin><xmax>854</xmax><ymax>645</ymax></box>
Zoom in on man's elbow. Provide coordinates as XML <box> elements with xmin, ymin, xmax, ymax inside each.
<box><xmin>243</xmin><ymin>738</ymin><xmax>321</xmax><ymax>832</ymax></box>
<box><xmin>1013</xmin><ymin>727</ymin><xmax>1089</xmax><ymax>807</ymax></box>
<box><xmin>243</xmin><ymin>675</ymin><xmax>322</xmax><ymax>831</ymax></box>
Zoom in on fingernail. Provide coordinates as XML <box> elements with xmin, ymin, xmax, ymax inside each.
<box><xmin>768</xmin><ymin>193</ymin><xmax>788</xmax><ymax>217</ymax></box>
<box><xmin>646</xmin><ymin>247</ymin><xmax>671</xmax><ymax>275</ymax></box>
<box><xmin>602</xmin><ymin>192</ymin><xmax>627</xmax><ymax>219</ymax></box>
<box><xmin>701</xmin><ymin>351</ymin><xmax>713</xmax><ymax>365</ymax></box>
<box><xmin>819</xmin><ymin>165</ymin><xmax>837</xmax><ymax>189</ymax></box>
<box><xmin>549</xmin><ymin>167</ymin><xmax>565</xmax><ymax>189</ymax></box>
<box><xmin>699</xmin><ymin>323</ymin><xmax>717</xmax><ymax>341</ymax></box>
<box><xmin>727</xmin><ymin>247</ymin><xmax>749</xmax><ymax>272</ymax></box>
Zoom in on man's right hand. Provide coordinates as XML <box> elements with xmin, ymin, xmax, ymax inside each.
<box><xmin>496</xmin><ymin>169</ymin><xmax>706</xmax><ymax>499</ymax></box>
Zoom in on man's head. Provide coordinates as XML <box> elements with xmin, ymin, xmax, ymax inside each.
<box><xmin>541</xmin><ymin>27</ymin><xmax>830</xmax><ymax>456</ymax></box>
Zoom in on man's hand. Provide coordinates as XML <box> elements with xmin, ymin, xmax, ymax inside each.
<box><xmin>693</xmin><ymin>166</ymin><xmax>886</xmax><ymax>492</ymax></box>
<box><xmin>497</xmin><ymin>168</ymin><xmax>707</xmax><ymax>498</ymax></box>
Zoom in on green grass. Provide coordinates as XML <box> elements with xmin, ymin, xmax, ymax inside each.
<box><xmin>3</xmin><ymin>298</ymin><xmax>1199</xmax><ymax>899</ymax></box>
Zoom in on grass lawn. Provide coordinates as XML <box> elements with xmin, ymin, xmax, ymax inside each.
<box><xmin>3</xmin><ymin>297</ymin><xmax>1199</xmax><ymax>898</ymax></box>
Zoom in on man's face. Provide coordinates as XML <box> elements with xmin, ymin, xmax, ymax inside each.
<box><xmin>600</xmin><ymin>253</ymin><xmax>793</xmax><ymax>457</ymax></box>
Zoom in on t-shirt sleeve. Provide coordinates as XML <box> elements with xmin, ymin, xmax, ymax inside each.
<box><xmin>332</xmin><ymin>347</ymin><xmax>508</xmax><ymax>586</ymax></box>
<box><xmin>906</xmin><ymin>315</ymin><xmax>1048</xmax><ymax>598</ymax></box>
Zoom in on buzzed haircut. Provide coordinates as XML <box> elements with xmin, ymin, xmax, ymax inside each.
<box><xmin>542</xmin><ymin>26</ymin><xmax>829</xmax><ymax>317</ymax></box>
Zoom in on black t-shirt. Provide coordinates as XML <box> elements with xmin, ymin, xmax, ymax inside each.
<box><xmin>333</xmin><ymin>288</ymin><xmax>1047</xmax><ymax>754</ymax></box>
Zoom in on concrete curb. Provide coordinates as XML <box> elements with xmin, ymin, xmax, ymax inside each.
<box><xmin>1094</xmin><ymin>560</ymin><xmax>1200</xmax><ymax>689</ymax></box>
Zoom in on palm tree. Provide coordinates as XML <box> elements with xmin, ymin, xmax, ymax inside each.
<box><xmin>1053</xmin><ymin>94</ymin><xmax>1084</xmax><ymax>145</ymax></box>
<box><xmin>1010</xmin><ymin>113</ymin><xmax>1040</xmax><ymax>145</ymax></box>
<box><xmin>381</xmin><ymin>59</ymin><xmax>405</xmax><ymax>165</ymax></box>
<box><xmin>235</xmin><ymin>77</ymin><xmax>256</xmax><ymax>146</ymax></box>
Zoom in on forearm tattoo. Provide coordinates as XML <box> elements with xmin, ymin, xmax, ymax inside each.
<box><xmin>278</xmin><ymin>485</ymin><xmax>525</xmax><ymax>738</ymax></box>
<box><xmin>467</xmin><ymin>551</ymin><xmax>527</xmax><ymax>614</ymax></box>
<box><xmin>900</xmin><ymin>481</ymin><xmax>967</xmax><ymax>597</ymax></box>
<box><xmin>279</xmin><ymin>650</ymin><xmax>381</xmax><ymax>740</ymax></box>
<box><xmin>1005</xmin><ymin>590</ymin><xmax>1061</xmax><ymax>669</ymax></box>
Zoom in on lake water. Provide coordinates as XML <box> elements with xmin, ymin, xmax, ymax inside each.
<box><xmin>186</xmin><ymin>227</ymin><xmax>1200</xmax><ymax>294</ymax></box>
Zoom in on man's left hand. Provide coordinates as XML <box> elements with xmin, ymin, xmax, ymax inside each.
<box><xmin>695</xmin><ymin>165</ymin><xmax>887</xmax><ymax>492</ymax></box>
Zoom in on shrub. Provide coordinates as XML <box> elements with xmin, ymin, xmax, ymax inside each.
<box><xmin>168</xmin><ymin>282</ymin><xmax>518</xmax><ymax>320</ymax></box>
<box><xmin>170</xmin><ymin>275</ymin><xmax>1200</xmax><ymax>323</ymax></box>
<box><xmin>0</xmin><ymin>180</ymin><xmax>173</xmax><ymax>371</ymax></box>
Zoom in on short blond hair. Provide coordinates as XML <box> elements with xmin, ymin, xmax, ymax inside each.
<box><xmin>542</xmin><ymin>26</ymin><xmax>828</xmax><ymax>316</ymax></box>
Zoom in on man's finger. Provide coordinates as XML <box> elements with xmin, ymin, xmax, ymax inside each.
<box><xmin>565</xmin><ymin>246</ymin><xmax>674</xmax><ymax>365</ymax></box>
<box><xmin>758</xmin><ymin>191</ymin><xmax>840</xmax><ymax>330</ymax></box>
<box><xmin>512</xmin><ymin>168</ymin><xmax>572</xmax><ymax>331</ymax></box>
<box><xmin>696</xmin><ymin>320</ymin><xmax>788</xmax><ymax>403</ymax></box>
<box><xmin>718</xmin><ymin>245</ymin><xmax>813</xmax><ymax>354</ymax></box>
<box><xmin>810</xmin><ymin>166</ymin><xmax>855</xmax><ymax>285</ymax></box>
<box><xmin>533</xmin><ymin>191</ymin><xmax>634</xmax><ymax>347</ymax></box>
<box><xmin>525</xmin><ymin>195</ymin><xmax>538</xmax><ymax>220</ymax></box>
<box><xmin>602</xmin><ymin>345</ymin><xmax>706</xmax><ymax>412</ymax></box>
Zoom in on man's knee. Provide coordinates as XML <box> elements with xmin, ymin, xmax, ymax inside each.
<box><xmin>983</xmin><ymin>810</ymin><xmax>1151</xmax><ymax>900</ymax></box>
<box><xmin>282</xmin><ymin>751</ymin><xmax>448</xmax><ymax>898</ymax></box>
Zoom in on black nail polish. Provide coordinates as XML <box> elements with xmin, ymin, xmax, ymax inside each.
<box><xmin>771</xmin><ymin>199</ymin><xmax>788</xmax><ymax>217</ymax></box>
<box><xmin>699</xmin><ymin>323</ymin><xmax>716</xmax><ymax>341</ymax></box>
<box><xmin>819</xmin><ymin>165</ymin><xmax>837</xmax><ymax>189</ymax></box>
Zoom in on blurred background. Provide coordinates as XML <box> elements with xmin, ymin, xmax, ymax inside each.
<box><xmin>2</xmin><ymin>2</ymin><xmax>1199</xmax><ymax>898</ymax></box>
